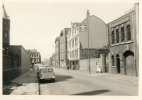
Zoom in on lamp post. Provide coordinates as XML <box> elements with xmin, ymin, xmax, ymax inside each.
<box><xmin>87</xmin><ymin>10</ymin><xmax>91</xmax><ymax>74</ymax></box>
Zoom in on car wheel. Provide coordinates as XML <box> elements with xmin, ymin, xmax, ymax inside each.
<box><xmin>38</xmin><ymin>78</ymin><xmax>41</xmax><ymax>83</ymax></box>
<box><xmin>52</xmin><ymin>79</ymin><xmax>55</xmax><ymax>82</ymax></box>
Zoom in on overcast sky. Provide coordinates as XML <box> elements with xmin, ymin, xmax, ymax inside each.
<box><xmin>2</xmin><ymin>2</ymin><xmax>135</xmax><ymax>61</ymax></box>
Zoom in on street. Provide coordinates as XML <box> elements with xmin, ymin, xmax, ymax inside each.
<box><xmin>39</xmin><ymin>68</ymin><xmax>138</xmax><ymax>95</ymax></box>
<box><xmin>9</xmin><ymin>68</ymin><xmax>138</xmax><ymax>95</ymax></box>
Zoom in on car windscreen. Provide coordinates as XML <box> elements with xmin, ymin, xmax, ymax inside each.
<box><xmin>48</xmin><ymin>68</ymin><xmax>53</xmax><ymax>72</ymax></box>
<box><xmin>41</xmin><ymin>69</ymin><xmax>48</xmax><ymax>73</ymax></box>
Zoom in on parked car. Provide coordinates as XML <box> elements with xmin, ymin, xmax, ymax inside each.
<box><xmin>38</xmin><ymin>67</ymin><xmax>55</xmax><ymax>82</ymax></box>
<box><xmin>34</xmin><ymin>63</ymin><xmax>43</xmax><ymax>71</ymax></box>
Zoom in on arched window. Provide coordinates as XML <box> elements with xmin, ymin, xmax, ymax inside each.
<box><xmin>116</xmin><ymin>29</ymin><xmax>119</xmax><ymax>43</ymax></box>
<box><xmin>121</xmin><ymin>27</ymin><xmax>125</xmax><ymax>42</ymax></box>
<box><xmin>111</xmin><ymin>31</ymin><xmax>115</xmax><ymax>44</ymax></box>
<box><xmin>127</xmin><ymin>25</ymin><xmax>131</xmax><ymax>41</ymax></box>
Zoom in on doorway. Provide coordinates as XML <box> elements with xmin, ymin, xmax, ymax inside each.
<box><xmin>123</xmin><ymin>50</ymin><xmax>135</xmax><ymax>76</ymax></box>
<box><xmin>116</xmin><ymin>54</ymin><xmax>120</xmax><ymax>73</ymax></box>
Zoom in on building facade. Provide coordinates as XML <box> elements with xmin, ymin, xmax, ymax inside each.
<box><xmin>55</xmin><ymin>37</ymin><xmax>60</xmax><ymax>68</ymax></box>
<box><xmin>49</xmin><ymin>53</ymin><xmax>56</xmax><ymax>67</ymax></box>
<box><xmin>107</xmin><ymin>4</ymin><xmax>139</xmax><ymax>76</ymax></box>
<box><xmin>67</xmin><ymin>22</ymin><xmax>80</xmax><ymax>70</ymax></box>
<box><xmin>67</xmin><ymin>10</ymin><xmax>109</xmax><ymax>72</ymax></box>
<box><xmin>27</xmin><ymin>49</ymin><xmax>41</xmax><ymax>65</ymax></box>
<box><xmin>8</xmin><ymin>45</ymin><xmax>32</xmax><ymax>74</ymax></box>
<box><xmin>60</xmin><ymin>28</ymin><xmax>70</xmax><ymax>68</ymax></box>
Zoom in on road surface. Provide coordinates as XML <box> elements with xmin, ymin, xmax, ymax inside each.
<box><xmin>39</xmin><ymin>68</ymin><xmax>138</xmax><ymax>95</ymax></box>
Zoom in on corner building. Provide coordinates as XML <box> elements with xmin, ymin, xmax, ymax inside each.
<box><xmin>107</xmin><ymin>4</ymin><xmax>139</xmax><ymax>76</ymax></box>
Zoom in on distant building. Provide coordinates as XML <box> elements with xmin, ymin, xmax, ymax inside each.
<box><xmin>60</xmin><ymin>28</ymin><xmax>70</xmax><ymax>69</ymax></box>
<box><xmin>49</xmin><ymin>53</ymin><xmax>56</xmax><ymax>67</ymax></box>
<box><xmin>55</xmin><ymin>37</ymin><xmax>60</xmax><ymax>68</ymax></box>
<box><xmin>67</xmin><ymin>10</ymin><xmax>109</xmax><ymax>72</ymax></box>
<box><xmin>27</xmin><ymin>49</ymin><xmax>41</xmax><ymax>65</ymax></box>
<box><xmin>107</xmin><ymin>4</ymin><xmax>139</xmax><ymax>76</ymax></box>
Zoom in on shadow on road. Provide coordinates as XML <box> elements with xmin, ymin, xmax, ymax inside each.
<box><xmin>72</xmin><ymin>89</ymin><xmax>110</xmax><ymax>95</ymax></box>
<box><xmin>55</xmin><ymin>75</ymin><xmax>74</xmax><ymax>82</ymax></box>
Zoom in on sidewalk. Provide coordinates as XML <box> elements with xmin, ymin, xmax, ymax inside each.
<box><xmin>91</xmin><ymin>73</ymin><xmax>138</xmax><ymax>86</ymax></box>
<box><xmin>10</xmin><ymin>69</ymin><xmax>39</xmax><ymax>95</ymax></box>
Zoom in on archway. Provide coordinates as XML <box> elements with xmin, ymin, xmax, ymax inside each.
<box><xmin>123</xmin><ymin>50</ymin><xmax>136</xmax><ymax>76</ymax></box>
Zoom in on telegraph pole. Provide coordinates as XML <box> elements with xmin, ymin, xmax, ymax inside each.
<box><xmin>87</xmin><ymin>10</ymin><xmax>91</xmax><ymax>74</ymax></box>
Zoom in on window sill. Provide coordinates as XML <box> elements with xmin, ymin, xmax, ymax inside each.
<box><xmin>110</xmin><ymin>41</ymin><xmax>133</xmax><ymax>47</ymax></box>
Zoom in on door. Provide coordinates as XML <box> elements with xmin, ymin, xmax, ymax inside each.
<box><xmin>126</xmin><ymin>55</ymin><xmax>135</xmax><ymax>76</ymax></box>
<box><xmin>124</xmin><ymin>50</ymin><xmax>136</xmax><ymax>76</ymax></box>
<box><xmin>116</xmin><ymin>54</ymin><xmax>120</xmax><ymax>73</ymax></box>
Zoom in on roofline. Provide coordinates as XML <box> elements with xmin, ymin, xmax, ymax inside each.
<box><xmin>107</xmin><ymin>7</ymin><xmax>135</xmax><ymax>25</ymax></box>
<box><xmin>10</xmin><ymin>45</ymin><xmax>30</xmax><ymax>54</ymax></box>
<box><xmin>81</xmin><ymin>15</ymin><xmax>106</xmax><ymax>25</ymax></box>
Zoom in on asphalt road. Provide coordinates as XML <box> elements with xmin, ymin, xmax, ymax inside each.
<box><xmin>39</xmin><ymin>68</ymin><xmax>138</xmax><ymax>95</ymax></box>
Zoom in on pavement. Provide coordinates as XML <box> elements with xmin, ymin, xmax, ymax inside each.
<box><xmin>10</xmin><ymin>69</ymin><xmax>39</xmax><ymax>95</ymax></box>
<box><xmin>3</xmin><ymin>68</ymin><xmax>138</xmax><ymax>95</ymax></box>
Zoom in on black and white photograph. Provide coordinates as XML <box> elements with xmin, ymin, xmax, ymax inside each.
<box><xmin>1</xmin><ymin>0</ymin><xmax>141</xmax><ymax>99</ymax></box>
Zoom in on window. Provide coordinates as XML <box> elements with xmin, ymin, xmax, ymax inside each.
<box><xmin>68</xmin><ymin>42</ymin><xmax>70</xmax><ymax>49</ymax></box>
<box><xmin>73</xmin><ymin>51</ymin><xmax>74</xmax><ymax>58</ymax></box>
<box><xmin>70</xmin><ymin>41</ymin><xmax>71</xmax><ymax>49</ymax></box>
<box><xmin>121</xmin><ymin>27</ymin><xmax>125</xmax><ymax>42</ymax></box>
<box><xmin>111</xmin><ymin>31</ymin><xmax>115</xmax><ymax>44</ymax></box>
<box><xmin>75</xmin><ymin>49</ymin><xmax>78</xmax><ymax>58</ymax></box>
<box><xmin>75</xmin><ymin>38</ymin><xmax>78</xmax><ymax>46</ymax></box>
<box><xmin>72</xmin><ymin>51</ymin><xmax>74</xmax><ymax>58</ymax></box>
<box><xmin>116</xmin><ymin>29</ymin><xmax>119</xmax><ymax>43</ymax></box>
<box><xmin>72</xmin><ymin>40</ymin><xmax>74</xmax><ymax>48</ymax></box>
<box><xmin>127</xmin><ymin>25</ymin><xmax>131</xmax><ymax>41</ymax></box>
<box><xmin>70</xmin><ymin>52</ymin><xmax>71</xmax><ymax>58</ymax></box>
<box><xmin>111</xmin><ymin>55</ymin><xmax>114</xmax><ymax>66</ymax></box>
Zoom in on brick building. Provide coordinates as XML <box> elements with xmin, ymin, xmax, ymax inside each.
<box><xmin>8</xmin><ymin>45</ymin><xmax>32</xmax><ymax>74</ymax></box>
<box><xmin>107</xmin><ymin>4</ymin><xmax>139</xmax><ymax>76</ymax></box>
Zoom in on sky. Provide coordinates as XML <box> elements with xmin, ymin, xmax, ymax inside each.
<box><xmin>1</xmin><ymin>1</ymin><xmax>136</xmax><ymax>61</ymax></box>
